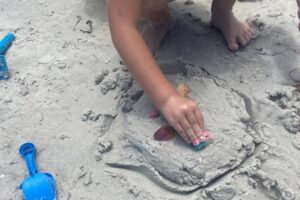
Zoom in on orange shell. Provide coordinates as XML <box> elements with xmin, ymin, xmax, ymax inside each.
<box><xmin>176</xmin><ymin>83</ymin><xmax>190</xmax><ymax>97</ymax></box>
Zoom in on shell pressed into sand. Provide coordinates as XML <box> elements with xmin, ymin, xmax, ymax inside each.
<box><xmin>177</xmin><ymin>83</ymin><xmax>190</xmax><ymax>97</ymax></box>
<box><xmin>154</xmin><ymin>126</ymin><xmax>177</xmax><ymax>141</ymax></box>
<box><xmin>148</xmin><ymin>109</ymin><xmax>160</xmax><ymax>119</ymax></box>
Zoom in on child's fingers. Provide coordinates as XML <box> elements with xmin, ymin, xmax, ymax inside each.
<box><xmin>194</xmin><ymin>108</ymin><xmax>205</xmax><ymax>130</ymax></box>
<box><xmin>174</xmin><ymin>123</ymin><xmax>191</xmax><ymax>144</ymax></box>
<box><xmin>186</xmin><ymin>112</ymin><xmax>202</xmax><ymax>139</ymax></box>
<box><xmin>193</xmin><ymin>123</ymin><xmax>203</xmax><ymax>139</ymax></box>
<box><xmin>179</xmin><ymin>118</ymin><xmax>199</xmax><ymax>145</ymax></box>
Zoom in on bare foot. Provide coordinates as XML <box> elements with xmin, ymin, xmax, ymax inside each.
<box><xmin>141</xmin><ymin>6</ymin><xmax>170</xmax><ymax>55</ymax></box>
<box><xmin>212</xmin><ymin>12</ymin><xmax>254</xmax><ymax>51</ymax></box>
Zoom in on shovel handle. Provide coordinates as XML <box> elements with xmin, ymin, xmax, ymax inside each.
<box><xmin>19</xmin><ymin>143</ymin><xmax>38</xmax><ymax>176</ymax></box>
<box><xmin>0</xmin><ymin>33</ymin><xmax>15</xmax><ymax>55</ymax></box>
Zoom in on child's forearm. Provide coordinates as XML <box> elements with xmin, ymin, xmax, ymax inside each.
<box><xmin>111</xmin><ymin>26</ymin><xmax>177</xmax><ymax>108</ymax></box>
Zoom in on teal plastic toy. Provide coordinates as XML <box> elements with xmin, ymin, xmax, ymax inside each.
<box><xmin>193</xmin><ymin>141</ymin><xmax>209</xmax><ymax>151</ymax></box>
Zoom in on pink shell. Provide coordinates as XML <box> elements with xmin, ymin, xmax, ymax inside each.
<box><xmin>201</xmin><ymin>130</ymin><xmax>214</xmax><ymax>142</ymax></box>
<box><xmin>154</xmin><ymin>126</ymin><xmax>177</xmax><ymax>141</ymax></box>
<box><xmin>149</xmin><ymin>110</ymin><xmax>160</xmax><ymax>119</ymax></box>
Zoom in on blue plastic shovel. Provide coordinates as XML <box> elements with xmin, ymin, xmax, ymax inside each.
<box><xmin>19</xmin><ymin>143</ymin><xmax>57</xmax><ymax>200</ymax></box>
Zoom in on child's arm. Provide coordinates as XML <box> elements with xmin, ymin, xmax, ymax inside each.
<box><xmin>107</xmin><ymin>0</ymin><xmax>205</xmax><ymax>145</ymax></box>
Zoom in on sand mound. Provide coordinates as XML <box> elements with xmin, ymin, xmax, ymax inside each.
<box><xmin>107</xmin><ymin>63</ymin><xmax>257</xmax><ymax>193</ymax></box>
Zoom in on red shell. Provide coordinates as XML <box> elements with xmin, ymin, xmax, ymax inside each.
<box><xmin>154</xmin><ymin>126</ymin><xmax>177</xmax><ymax>141</ymax></box>
<box><xmin>149</xmin><ymin>110</ymin><xmax>160</xmax><ymax>119</ymax></box>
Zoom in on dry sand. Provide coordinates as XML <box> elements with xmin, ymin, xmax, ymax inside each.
<box><xmin>1</xmin><ymin>0</ymin><xmax>300</xmax><ymax>199</ymax></box>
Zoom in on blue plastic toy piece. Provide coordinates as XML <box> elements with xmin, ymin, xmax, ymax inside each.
<box><xmin>19</xmin><ymin>143</ymin><xmax>57</xmax><ymax>200</ymax></box>
<box><xmin>193</xmin><ymin>141</ymin><xmax>208</xmax><ymax>151</ymax></box>
<box><xmin>0</xmin><ymin>33</ymin><xmax>15</xmax><ymax>80</ymax></box>
<box><xmin>0</xmin><ymin>55</ymin><xmax>9</xmax><ymax>80</ymax></box>
<box><xmin>0</xmin><ymin>33</ymin><xmax>15</xmax><ymax>55</ymax></box>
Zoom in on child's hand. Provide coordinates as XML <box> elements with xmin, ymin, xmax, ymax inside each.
<box><xmin>160</xmin><ymin>94</ymin><xmax>205</xmax><ymax>145</ymax></box>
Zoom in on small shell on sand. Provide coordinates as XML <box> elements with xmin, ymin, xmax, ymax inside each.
<box><xmin>177</xmin><ymin>83</ymin><xmax>190</xmax><ymax>97</ymax></box>
<box><xmin>154</xmin><ymin>126</ymin><xmax>177</xmax><ymax>141</ymax></box>
<box><xmin>149</xmin><ymin>109</ymin><xmax>160</xmax><ymax>119</ymax></box>
<box><xmin>201</xmin><ymin>130</ymin><xmax>214</xmax><ymax>142</ymax></box>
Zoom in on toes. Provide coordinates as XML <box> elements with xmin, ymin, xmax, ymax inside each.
<box><xmin>244</xmin><ymin>29</ymin><xmax>252</xmax><ymax>39</ymax></box>
<box><xmin>228</xmin><ymin>42</ymin><xmax>239</xmax><ymax>51</ymax></box>
<box><xmin>225</xmin><ymin>22</ymin><xmax>255</xmax><ymax>51</ymax></box>
<box><xmin>242</xmin><ymin>32</ymin><xmax>251</xmax><ymax>43</ymax></box>
<box><xmin>249</xmin><ymin>26</ymin><xmax>256</xmax><ymax>36</ymax></box>
<box><xmin>244</xmin><ymin>22</ymin><xmax>255</xmax><ymax>36</ymax></box>
<box><xmin>227</xmin><ymin>37</ymin><xmax>239</xmax><ymax>51</ymax></box>
<box><xmin>237</xmin><ymin>34</ymin><xmax>247</xmax><ymax>46</ymax></box>
<box><xmin>246</xmin><ymin>28</ymin><xmax>255</xmax><ymax>38</ymax></box>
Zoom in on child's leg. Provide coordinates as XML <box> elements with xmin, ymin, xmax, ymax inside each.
<box><xmin>141</xmin><ymin>1</ymin><xmax>170</xmax><ymax>55</ymax></box>
<box><xmin>211</xmin><ymin>0</ymin><xmax>254</xmax><ymax>51</ymax></box>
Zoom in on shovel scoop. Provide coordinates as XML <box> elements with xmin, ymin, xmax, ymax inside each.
<box><xmin>19</xmin><ymin>143</ymin><xmax>57</xmax><ymax>200</ymax></box>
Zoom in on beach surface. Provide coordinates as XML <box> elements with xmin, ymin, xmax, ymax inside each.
<box><xmin>1</xmin><ymin>0</ymin><xmax>300</xmax><ymax>199</ymax></box>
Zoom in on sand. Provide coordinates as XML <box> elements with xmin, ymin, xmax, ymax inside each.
<box><xmin>1</xmin><ymin>0</ymin><xmax>300</xmax><ymax>199</ymax></box>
